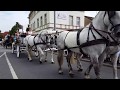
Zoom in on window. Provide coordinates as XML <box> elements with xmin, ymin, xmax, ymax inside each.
<box><xmin>37</xmin><ymin>18</ymin><xmax>39</xmax><ymax>28</ymax></box>
<box><xmin>40</xmin><ymin>16</ymin><xmax>43</xmax><ymax>26</ymax></box>
<box><xmin>69</xmin><ymin>15</ymin><xmax>73</xmax><ymax>25</ymax></box>
<box><xmin>44</xmin><ymin>13</ymin><xmax>47</xmax><ymax>25</ymax></box>
<box><xmin>76</xmin><ymin>17</ymin><xmax>80</xmax><ymax>26</ymax></box>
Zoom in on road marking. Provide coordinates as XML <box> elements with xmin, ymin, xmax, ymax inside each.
<box><xmin>0</xmin><ymin>52</ymin><xmax>5</xmax><ymax>58</ymax></box>
<box><xmin>4</xmin><ymin>52</ymin><xmax>18</xmax><ymax>79</ymax></box>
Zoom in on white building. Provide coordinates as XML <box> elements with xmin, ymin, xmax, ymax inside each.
<box><xmin>28</xmin><ymin>11</ymin><xmax>85</xmax><ymax>33</ymax></box>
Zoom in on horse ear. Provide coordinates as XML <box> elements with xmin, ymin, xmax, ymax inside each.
<box><xmin>107</xmin><ymin>11</ymin><xmax>116</xmax><ymax>18</ymax></box>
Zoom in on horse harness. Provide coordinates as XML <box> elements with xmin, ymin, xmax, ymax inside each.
<box><xmin>76</xmin><ymin>11</ymin><xmax>120</xmax><ymax>54</ymax></box>
<box><xmin>27</xmin><ymin>31</ymin><xmax>52</xmax><ymax>50</ymax></box>
<box><xmin>63</xmin><ymin>11</ymin><xmax>120</xmax><ymax>55</ymax></box>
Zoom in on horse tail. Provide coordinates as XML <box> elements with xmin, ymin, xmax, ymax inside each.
<box><xmin>70</xmin><ymin>52</ymin><xmax>76</xmax><ymax>64</ymax></box>
<box><xmin>57</xmin><ymin>50</ymin><xmax>64</xmax><ymax>66</ymax></box>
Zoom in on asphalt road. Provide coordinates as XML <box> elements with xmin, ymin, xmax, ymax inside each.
<box><xmin>0</xmin><ymin>46</ymin><xmax>120</xmax><ymax>79</ymax></box>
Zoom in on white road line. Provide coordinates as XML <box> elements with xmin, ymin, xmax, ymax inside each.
<box><xmin>4</xmin><ymin>52</ymin><xmax>18</xmax><ymax>79</ymax></box>
<box><xmin>0</xmin><ymin>52</ymin><xmax>5</xmax><ymax>58</ymax></box>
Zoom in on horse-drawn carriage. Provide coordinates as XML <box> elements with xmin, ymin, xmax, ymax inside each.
<box><xmin>12</xmin><ymin>33</ymin><xmax>26</xmax><ymax>57</ymax></box>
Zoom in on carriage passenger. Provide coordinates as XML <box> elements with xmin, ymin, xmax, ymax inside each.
<box><xmin>13</xmin><ymin>30</ymin><xmax>20</xmax><ymax>44</ymax></box>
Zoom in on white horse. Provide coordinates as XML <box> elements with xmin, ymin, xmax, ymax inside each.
<box><xmin>85</xmin><ymin>33</ymin><xmax>120</xmax><ymax>79</ymax></box>
<box><xmin>53</xmin><ymin>28</ymin><xmax>83</xmax><ymax>77</ymax></box>
<box><xmin>56</xmin><ymin>11</ymin><xmax>120</xmax><ymax>79</ymax></box>
<box><xmin>23</xmin><ymin>30</ymin><xmax>56</xmax><ymax>63</ymax></box>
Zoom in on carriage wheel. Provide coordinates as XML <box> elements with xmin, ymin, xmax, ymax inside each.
<box><xmin>17</xmin><ymin>45</ymin><xmax>20</xmax><ymax>57</ymax></box>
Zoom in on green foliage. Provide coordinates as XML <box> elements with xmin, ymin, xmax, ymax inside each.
<box><xmin>9</xmin><ymin>22</ymin><xmax>23</xmax><ymax>35</ymax></box>
<box><xmin>9</xmin><ymin>25</ymin><xmax>18</xmax><ymax>35</ymax></box>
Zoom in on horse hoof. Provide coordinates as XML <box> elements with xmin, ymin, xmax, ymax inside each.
<box><xmin>44</xmin><ymin>60</ymin><xmax>47</xmax><ymax>62</ymax></box>
<box><xmin>29</xmin><ymin>60</ymin><xmax>32</xmax><ymax>62</ymax></box>
<box><xmin>39</xmin><ymin>61</ymin><xmax>42</xmax><ymax>64</ymax></box>
<box><xmin>115</xmin><ymin>77</ymin><xmax>118</xmax><ymax>79</ymax></box>
<box><xmin>58</xmin><ymin>71</ymin><xmax>63</xmax><ymax>75</ymax></box>
<box><xmin>96</xmin><ymin>77</ymin><xmax>102</xmax><ymax>79</ymax></box>
<box><xmin>69</xmin><ymin>73</ymin><xmax>74</xmax><ymax>78</ymax></box>
<box><xmin>51</xmin><ymin>62</ymin><xmax>54</xmax><ymax>64</ymax></box>
<box><xmin>84</xmin><ymin>75</ymin><xmax>91</xmax><ymax>79</ymax></box>
<box><xmin>78</xmin><ymin>68</ymin><xmax>83</xmax><ymax>72</ymax></box>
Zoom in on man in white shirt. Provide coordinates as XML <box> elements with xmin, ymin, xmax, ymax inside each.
<box><xmin>26</xmin><ymin>25</ymin><xmax>33</xmax><ymax>35</ymax></box>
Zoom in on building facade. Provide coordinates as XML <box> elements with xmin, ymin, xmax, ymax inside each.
<box><xmin>28</xmin><ymin>11</ymin><xmax>85</xmax><ymax>33</ymax></box>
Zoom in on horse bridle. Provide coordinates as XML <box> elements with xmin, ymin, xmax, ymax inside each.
<box><xmin>89</xmin><ymin>11</ymin><xmax>120</xmax><ymax>45</ymax></box>
<box><xmin>107</xmin><ymin>11</ymin><xmax>120</xmax><ymax>34</ymax></box>
<box><xmin>39</xmin><ymin>32</ymin><xmax>52</xmax><ymax>44</ymax></box>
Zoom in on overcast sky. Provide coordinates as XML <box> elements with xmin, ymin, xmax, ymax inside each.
<box><xmin>0</xmin><ymin>11</ymin><xmax>98</xmax><ymax>33</ymax></box>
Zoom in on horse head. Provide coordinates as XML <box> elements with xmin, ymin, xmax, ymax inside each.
<box><xmin>104</xmin><ymin>11</ymin><xmax>120</xmax><ymax>37</ymax></box>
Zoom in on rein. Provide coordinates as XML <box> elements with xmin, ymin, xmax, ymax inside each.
<box><xmin>29</xmin><ymin>32</ymin><xmax>52</xmax><ymax>49</ymax></box>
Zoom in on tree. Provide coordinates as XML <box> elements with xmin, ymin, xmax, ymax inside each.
<box><xmin>9</xmin><ymin>22</ymin><xmax>23</xmax><ymax>35</ymax></box>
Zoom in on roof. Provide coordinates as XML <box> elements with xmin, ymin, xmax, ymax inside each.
<box><xmin>28</xmin><ymin>11</ymin><xmax>33</xmax><ymax>19</ymax></box>
<box><xmin>85</xmin><ymin>16</ymin><xmax>94</xmax><ymax>20</ymax></box>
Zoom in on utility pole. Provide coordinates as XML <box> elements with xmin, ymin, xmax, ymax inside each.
<box><xmin>54</xmin><ymin>11</ymin><xmax>56</xmax><ymax>31</ymax></box>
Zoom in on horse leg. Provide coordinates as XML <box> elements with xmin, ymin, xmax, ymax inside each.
<box><xmin>12</xmin><ymin>43</ymin><xmax>14</xmax><ymax>53</ymax></box>
<box><xmin>51</xmin><ymin>50</ymin><xmax>54</xmax><ymax>64</ymax></box>
<box><xmin>84</xmin><ymin>47</ymin><xmax>108</xmax><ymax>79</ymax></box>
<box><xmin>17</xmin><ymin>45</ymin><xmax>20</xmax><ymax>57</ymax></box>
<box><xmin>34</xmin><ymin>47</ymin><xmax>39</xmax><ymax>57</ymax></box>
<box><xmin>26</xmin><ymin>46</ymin><xmax>32</xmax><ymax>61</ymax></box>
<box><xmin>5</xmin><ymin>42</ymin><xmax>6</xmax><ymax>48</ymax></box>
<box><xmin>76</xmin><ymin>53</ymin><xmax>83</xmax><ymax>72</ymax></box>
<box><xmin>37</xmin><ymin>46</ymin><xmax>44</xmax><ymax>64</ymax></box>
<box><xmin>85</xmin><ymin>55</ymin><xmax>101</xmax><ymax>79</ymax></box>
<box><xmin>117</xmin><ymin>51</ymin><xmax>120</xmax><ymax>64</ymax></box>
<box><xmin>57</xmin><ymin>50</ymin><xmax>64</xmax><ymax>74</ymax></box>
<box><xmin>92</xmin><ymin>56</ymin><xmax>102</xmax><ymax>79</ymax></box>
<box><xmin>84</xmin><ymin>63</ymin><xmax>93</xmax><ymax>79</ymax></box>
<box><xmin>66</xmin><ymin>50</ymin><xmax>74</xmax><ymax>77</ymax></box>
<box><xmin>111</xmin><ymin>53</ymin><xmax>118</xmax><ymax>79</ymax></box>
<box><xmin>44</xmin><ymin>51</ymin><xmax>47</xmax><ymax>62</ymax></box>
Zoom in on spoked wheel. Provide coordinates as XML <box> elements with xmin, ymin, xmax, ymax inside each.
<box><xmin>17</xmin><ymin>45</ymin><xmax>20</xmax><ymax>57</ymax></box>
